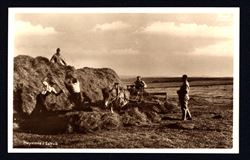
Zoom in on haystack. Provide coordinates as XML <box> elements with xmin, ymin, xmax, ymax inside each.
<box><xmin>122</xmin><ymin>107</ymin><xmax>148</xmax><ymax>126</ymax></box>
<box><xmin>101</xmin><ymin>112</ymin><xmax>122</xmax><ymax>130</ymax></box>
<box><xmin>14</xmin><ymin>55</ymin><xmax>121</xmax><ymax>117</ymax></box>
<box><xmin>13</xmin><ymin>55</ymin><xmax>180</xmax><ymax>135</ymax></box>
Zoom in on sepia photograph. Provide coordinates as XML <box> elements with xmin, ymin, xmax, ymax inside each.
<box><xmin>8</xmin><ymin>8</ymin><xmax>239</xmax><ymax>153</ymax></box>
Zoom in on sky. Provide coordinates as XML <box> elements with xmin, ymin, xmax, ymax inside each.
<box><xmin>14</xmin><ymin>12</ymin><xmax>235</xmax><ymax>77</ymax></box>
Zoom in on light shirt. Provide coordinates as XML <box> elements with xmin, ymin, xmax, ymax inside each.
<box><xmin>71</xmin><ymin>80</ymin><xmax>81</xmax><ymax>93</ymax></box>
<box><xmin>184</xmin><ymin>81</ymin><xmax>190</xmax><ymax>100</ymax></box>
<box><xmin>142</xmin><ymin>80</ymin><xmax>147</xmax><ymax>88</ymax></box>
<box><xmin>41</xmin><ymin>81</ymin><xmax>57</xmax><ymax>95</ymax></box>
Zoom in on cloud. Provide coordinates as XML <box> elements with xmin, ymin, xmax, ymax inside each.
<box><xmin>15</xmin><ymin>20</ymin><xmax>57</xmax><ymax>35</ymax></box>
<box><xmin>79</xmin><ymin>48</ymin><xmax>139</xmax><ymax>56</ymax></box>
<box><xmin>91</xmin><ymin>21</ymin><xmax>131</xmax><ymax>32</ymax></box>
<box><xmin>191</xmin><ymin>41</ymin><xmax>233</xmax><ymax>57</ymax></box>
<box><xmin>216</xmin><ymin>14</ymin><xmax>233</xmax><ymax>23</ymax></box>
<box><xmin>109</xmin><ymin>48</ymin><xmax>139</xmax><ymax>55</ymax></box>
<box><xmin>139</xmin><ymin>21</ymin><xmax>232</xmax><ymax>39</ymax></box>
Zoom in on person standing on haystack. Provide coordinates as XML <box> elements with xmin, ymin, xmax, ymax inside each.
<box><xmin>31</xmin><ymin>76</ymin><xmax>63</xmax><ymax>117</ymax></box>
<box><xmin>64</xmin><ymin>73</ymin><xmax>83</xmax><ymax>109</ymax></box>
<box><xmin>177</xmin><ymin>74</ymin><xmax>192</xmax><ymax>120</ymax></box>
<box><xmin>50</xmin><ymin>48</ymin><xmax>67</xmax><ymax>66</ymax></box>
<box><xmin>134</xmin><ymin>76</ymin><xmax>147</xmax><ymax>102</ymax></box>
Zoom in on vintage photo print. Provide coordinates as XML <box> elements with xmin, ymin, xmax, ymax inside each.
<box><xmin>8</xmin><ymin>7</ymin><xmax>239</xmax><ymax>153</ymax></box>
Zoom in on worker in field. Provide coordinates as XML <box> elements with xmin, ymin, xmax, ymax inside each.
<box><xmin>41</xmin><ymin>76</ymin><xmax>62</xmax><ymax>96</ymax></box>
<box><xmin>103</xmin><ymin>82</ymin><xmax>121</xmax><ymax>108</ymax></box>
<box><xmin>31</xmin><ymin>75</ymin><xmax>63</xmax><ymax>117</ymax></box>
<box><xmin>134</xmin><ymin>76</ymin><xmax>147</xmax><ymax>102</ymax></box>
<box><xmin>104</xmin><ymin>82</ymin><xmax>121</xmax><ymax>113</ymax></box>
<box><xmin>50</xmin><ymin>48</ymin><xmax>67</xmax><ymax>66</ymax></box>
<box><xmin>64</xmin><ymin>72</ymin><xmax>92</xmax><ymax>111</ymax></box>
<box><xmin>103</xmin><ymin>82</ymin><xmax>129</xmax><ymax>113</ymax></box>
<box><xmin>177</xmin><ymin>74</ymin><xmax>192</xmax><ymax>120</ymax></box>
<box><xmin>64</xmin><ymin>73</ymin><xmax>83</xmax><ymax>109</ymax></box>
<box><xmin>112</xmin><ymin>82</ymin><xmax>121</xmax><ymax>97</ymax></box>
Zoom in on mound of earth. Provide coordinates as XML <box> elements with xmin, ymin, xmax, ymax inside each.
<box><xmin>14</xmin><ymin>55</ymin><xmax>122</xmax><ymax>117</ymax></box>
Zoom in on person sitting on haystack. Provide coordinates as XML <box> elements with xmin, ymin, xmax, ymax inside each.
<box><xmin>134</xmin><ymin>76</ymin><xmax>147</xmax><ymax>102</ymax></box>
<box><xmin>103</xmin><ymin>82</ymin><xmax>130</xmax><ymax>113</ymax></box>
<box><xmin>107</xmin><ymin>83</ymin><xmax>121</xmax><ymax>105</ymax></box>
<box><xmin>31</xmin><ymin>76</ymin><xmax>63</xmax><ymax>117</ymax></box>
<box><xmin>50</xmin><ymin>48</ymin><xmax>67</xmax><ymax>66</ymax></box>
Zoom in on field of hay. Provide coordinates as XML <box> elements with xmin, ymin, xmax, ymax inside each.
<box><xmin>13</xmin><ymin>77</ymin><xmax>233</xmax><ymax>149</ymax></box>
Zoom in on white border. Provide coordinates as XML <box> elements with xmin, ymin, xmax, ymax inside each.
<box><xmin>8</xmin><ymin>7</ymin><xmax>240</xmax><ymax>153</ymax></box>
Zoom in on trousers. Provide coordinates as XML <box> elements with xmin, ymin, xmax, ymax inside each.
<box><xmin>179</xmin><ymin>98</ymin><xmax>192</xmax><ymax>120</ymax></box>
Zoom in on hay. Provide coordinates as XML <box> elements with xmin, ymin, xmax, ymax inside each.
<box><xmin>14</xmin><ymin>55</ymin><xmax>121</xmax><ymax>117</ymax></box>
<box><xmin>17</xmin><ymin>99</ymin><xmax>173</xmax><ymax>134</ymax></box>
<box><xmin>20</xmin><ymin>116</ymin><xmax>68</xmax><ymax>134</ymax></box>
<box><xmin>212</xmin><ymin>113</ymin><xmax>224</xmax><ymax>119</ymax></box>
<box><xmin>145</xmin><ymin>111</ymin><xmax>161</xmax><ymax>123</ymax></box>
<box><xmin>13</xmin><ymin>55</ymin><xmax>186</xmax><ymax>134</ymax></box>
<box><xmin>65</xmin><ymin>111</ymin><xmax>122</xmax><ymax>133</ymax></box>
<box><xmin>167</xmin><ymin>121</ymin><xmax>195</xmax><ymax>130</ymax></box>
<box><xmin>13</xmin><ymin>122</ymin><xmax>20</xmax><ymax>131</ymax></box>
<box><xmin>122</xmin><ymin>107</ymin><xmax>148</xmax><ymax>126</ymax></box>
<box><xmin>67</xmin><ymin>111</ymin><xmax>102</xmax><ymax>133</ymax></box>
<box><xmin>101</xmin><ymin>112</ymin><xmax>122</xmax><ymax>130</ymax></box>
<box><xmin>164</xmin><ymin>101</ymin><xmax>178</xmax><ymax>113</ymax></box>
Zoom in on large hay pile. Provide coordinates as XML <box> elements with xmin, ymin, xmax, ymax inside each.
<box><xmin>14</xmin><ymin>55</ymin><xmax>122</xmax><ymax>116</ymax></box>
<box><xmin>14</xmin><ymin>55</ymin><xmax>178</xmax><ymax>134</ymax></box>
<box><xmin>18</xmin><ymin>103</ymin><xmax>167</xmax><ymax>134</ymax></box>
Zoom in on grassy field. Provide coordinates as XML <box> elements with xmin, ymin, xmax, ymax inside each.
<box><xmin>13</xmin><ymin>77</ymin><xmax>233</xmax><ymax>149</ymax></box>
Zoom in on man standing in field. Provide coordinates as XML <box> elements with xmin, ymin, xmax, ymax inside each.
<box><xmin>177</xmin><ymin>74</ymin><xmax>192</xmax><ymax>120</ymax></box>
<box><xmin>134</xmin><ymin>76</ymin><xmax>147</xmax><ymax>102</ymax></box>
